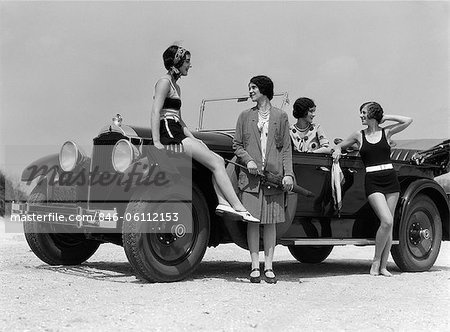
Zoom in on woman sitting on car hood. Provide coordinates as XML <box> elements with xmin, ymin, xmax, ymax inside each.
<box><xmin>150</xmin><ymin>45</ymin><xmax>259</xmax><ymax>223</ymax></box>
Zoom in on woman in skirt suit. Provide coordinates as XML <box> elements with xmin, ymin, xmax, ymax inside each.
<box><xmin>233</xmin><ymin>75</ymin><xmax>294</xmax><ymax>283</ymax></box>
<box><xmin>151</xmin><ymin>45</ymin><xmax>259</xmax><ymax>223</ymax></box>
<box><xmin>332</xmin><ymin>102</ymin><xmax>412</xmax><ymax>276</ymax></box>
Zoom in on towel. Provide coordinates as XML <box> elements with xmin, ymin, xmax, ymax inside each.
<box><xmin>331</xmin><ymin>161</ymin><xmax>345</xmax><ymax>216</ymax></box>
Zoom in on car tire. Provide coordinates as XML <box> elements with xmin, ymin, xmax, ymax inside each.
<box><xmin>391</xmin><ymin>193</ymin><xmax>442</xmax><ymax>272</ymax></box>
<box><xmin>122</xmin><ymin>183</ymin><xmax>210</xmax><ymax>282</ymax></box>
<box><xmin>24</xmin><ymin>183</ymin><xmax>100</xmax><ymax>265</ymax></box>
<box><xmin>288</xmin><ymin>245</ymin><xmax>334</xmax><ymax>264</ymax></box>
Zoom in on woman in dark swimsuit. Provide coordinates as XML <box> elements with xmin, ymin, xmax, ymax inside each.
<box><xmin>332</xmin><ymin>102</ymin><xmax>412</xmax><ymax>276</ymax></box>
<box><xmin>151</xmin><ymin>45</ymin><xmax>259</xmax><ymax>223</ymax></box>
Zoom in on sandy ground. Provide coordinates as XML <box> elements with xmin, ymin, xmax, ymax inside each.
<box><xmin>1</xmin><ymin>217</ymin><xmax>449</xmax><ymax>332</ymax></box>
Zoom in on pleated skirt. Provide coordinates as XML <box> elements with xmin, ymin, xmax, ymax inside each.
<box><xmin>240</xmin><ymin>190</ymin><xmax>285</xmax><ymax>224</ymax></box>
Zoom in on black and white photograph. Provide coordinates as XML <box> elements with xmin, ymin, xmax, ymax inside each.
<box><xmin>1</xmin><ymin>1</ymin><xmax>449</xmax><ymax>331</ymax></box>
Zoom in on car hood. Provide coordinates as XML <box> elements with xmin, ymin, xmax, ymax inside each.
<box><xmin>193</xmin><ymin>130</ymin><xmax>235</xmax><ymax>153</ymax></box>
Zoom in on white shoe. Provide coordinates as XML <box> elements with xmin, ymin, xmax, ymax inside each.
<box><xmin>215</xmin><ymin>204</ymin><xmax>260</xmax><ymax>223</ymax></box>
<box><xmin>215</xmin><ymin>204</ymin><xmax>236</xmax><ymax>215</ymax></box>
<box><xmin>235</xmin><ymin>210</ymin><xmax>260</xmax><ymax>223</ymax></box>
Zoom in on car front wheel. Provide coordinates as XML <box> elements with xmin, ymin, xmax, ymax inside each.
<box><xmin>391</xmin><ymin>193</ymin><xmax>442</xmax><ymax>272</ymax></box>
<box><xmin>122</xmin><ymin>183</ymin><xmax>210</xmax><ymax>282</ymax></box>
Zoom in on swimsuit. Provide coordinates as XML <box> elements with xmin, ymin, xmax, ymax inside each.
<box><xmin>360</xmin><ymin>129</ymin><xmax>400</xmax><ymax>196</ymax></box>
<box><xmin>156</xmin><ymin>77</ymin><xmax>186</xmax><ymax>145</ymax></box>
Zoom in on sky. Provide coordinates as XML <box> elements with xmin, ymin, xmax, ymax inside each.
<box><xmin>0</xmin><ymin>1</ymin><xmax>449</xmax><ymax>179</ymax></box>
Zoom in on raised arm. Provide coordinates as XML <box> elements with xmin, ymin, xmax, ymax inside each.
<box><xmin>332</xmin><ymin>130</ymin><xmax>361</xmax><ymax>162</ymax></box>
<box><xmin>151</xmin><ymin>79</ymin><xmax>170</xmax><ymax>149</ymax></box>
<box><xmin>381</xmin><ymin>114</ymin><xmax>413</xmax><ymax>139</ymax></box>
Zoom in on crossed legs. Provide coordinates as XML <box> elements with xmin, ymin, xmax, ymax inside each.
<box><xmin>368</xmin><ymin>192</ymin><xmax>399</xmax><ymax>276</ymax></box>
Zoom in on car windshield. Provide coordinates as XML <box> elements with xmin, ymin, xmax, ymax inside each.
<box><xmin>197</xmin><ymin>93</ymin><xmax>289</xmax><ymax>131</ymax></box>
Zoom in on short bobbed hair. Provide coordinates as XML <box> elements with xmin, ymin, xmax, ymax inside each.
<box><xmin>293</xmin><ymin>97</ymin><xmax>316</xmax><ymax>119</ymax></box>
<box><xmin>249</xmin><ymin>75</ymin><xmax>274</xmax><ymax>100</ymax></box>
<box><xmin>360</xmin><ymin>101</ymin><xmax>383</xmax><ymax>123</ymax></box>
<box><xmin>163</xmin><ymin>45</ymin><xmax>191</xmax><ymax>70</ymax></box>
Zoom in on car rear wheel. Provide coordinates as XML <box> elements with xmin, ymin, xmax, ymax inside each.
<box><xmin>288</xmin><ymin>245</ymin><xmax>334</xmax><ymax>264</ymax></box>
<box><xmin>391</xmin><ymin>193</ymin><xmax>442</xmax><ymax>272</ymax></box>
<box><xmin>122</xmin><ymin>183</ymin><xmax>210</xmax><ymax>282</ymax></box>
<box><xmin>24</xmin><ymin>183</ymin><xmax>100</xmax><ymax>265</ymax></box>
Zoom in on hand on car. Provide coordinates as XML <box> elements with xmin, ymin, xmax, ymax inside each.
<box><xmin>282</xmin><ymin>175</ymin><xmax>294</xmax><ymax>192</ymax></box>
<box><xmin>332</xmin><ymin>148</ymin><xmax>341</xmax><ymax>163</ymax></box>
<box><xmin>247</xmin><ymin>161</ymin><xmax>258</xmax><ymax>175</ymax></box>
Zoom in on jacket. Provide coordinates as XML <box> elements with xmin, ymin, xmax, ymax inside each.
<box><xmin>233</xmin><ymin>106</ymin><xmax>294</xmax><ymax>195</ymax></box>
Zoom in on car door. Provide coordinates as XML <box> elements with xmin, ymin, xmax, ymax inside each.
<box><xmin>335</xmin><ymin>153</ymin><xmax>367</xmax><ymax>216</ymax></box>
<box><xmin>292</xmin><ymin>151</ymin><xmax>334</xmax><ymax>217</ymax></box>
<box><xmin>293</xmin><ymin>151</ymin><xmax>367</xmax><ymax>218</ymax></box>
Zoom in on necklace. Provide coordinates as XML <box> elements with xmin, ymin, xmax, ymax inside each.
<box><xmin>258</xmin><ymin>106</ymin><xmax>270</xmax><ymax>121</ymax></box>
<box><xmin>294</xmin><ymin>123</ymin><xmax>310</xmax><ymax>132</ymax></box>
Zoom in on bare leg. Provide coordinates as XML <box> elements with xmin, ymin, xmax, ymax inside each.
<box><xmin>214</xmin><ymin>154</ymin><xmax>239</xmax><ymax>206</ymax></box>
<box><xmin>379</xmin><ymin>192</ymin><xmax>399</xmax><ymax>277</ymax></box>
<box><xmin>247</xmin><ymin>223</ymin><xmax>260</xmax><ymax>277</ymax></box>
<box><xmin>263</xmin><ymin>224</ymin><xmax>276</xmax><ymax>278</ymax></box>
<box><xmin>182</xmin><ymin>137</ymin><xmax>246</xmax><ymax>211</ymax></box>
<box><xmin>212</xmin><ymin>178</ymin><xmax>228</xmax><ymax>206</ymax></box>
<box><xmin>368</xmin><ymin>192</ymin><xmax>394</xmax><ymax>276</ymax></box>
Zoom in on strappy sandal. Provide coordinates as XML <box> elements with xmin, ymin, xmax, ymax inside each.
<box><xmin>249</xmin><ymin>268</ymin><xmax>261</xmax><ymax>283</ymax></box>
<box><xmin>264</xmin><ymin>269</ymin><xmax>277</xmax><ymax>284</ymax></box>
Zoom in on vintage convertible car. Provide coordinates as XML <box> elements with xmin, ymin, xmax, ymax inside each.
<box><xmin>11</xmin><ymin>95</ymin><xmax>450</xmax><ymax>282</ymax></box>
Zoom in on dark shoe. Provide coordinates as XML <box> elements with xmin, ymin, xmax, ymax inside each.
<box><xmin>264</xmin><ymin>269</ymin><xmax>277</xmax><ymax>284</ymax></box>
<box><xmin>249</xmin><ymin>268</ymin><xmax>261</xmax><ymax>283</ymax></box>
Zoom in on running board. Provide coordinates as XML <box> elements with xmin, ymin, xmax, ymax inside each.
<box><xmin>279</xmin><ymin>238</ymin><xmax>399</xmax><ymax>246</ymax></box>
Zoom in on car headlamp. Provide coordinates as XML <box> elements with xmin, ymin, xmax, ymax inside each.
<box><xmin>59</xmin><ymin>141</ymin><xmax>85</xmax><ymax>172</ymax></box>
<box><xmin>112</xmin><ymin>139</ymin><xmax>139</xmax><ymax>173</ymax></box>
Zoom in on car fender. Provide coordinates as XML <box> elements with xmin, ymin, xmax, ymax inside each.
<box><xmin>21</xmin><ymin>154</ymin><xmax>60</xmax><ymax>183</ymax></box>
<box><xmin>21</xmin><ymin>153</ymin><xmax>92</xmax><ymax>184</ymax></box>
<box><xmin>397</xmin><ymin>178</ymin><xmax>450</xmax><ymax>240</ymax></box>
